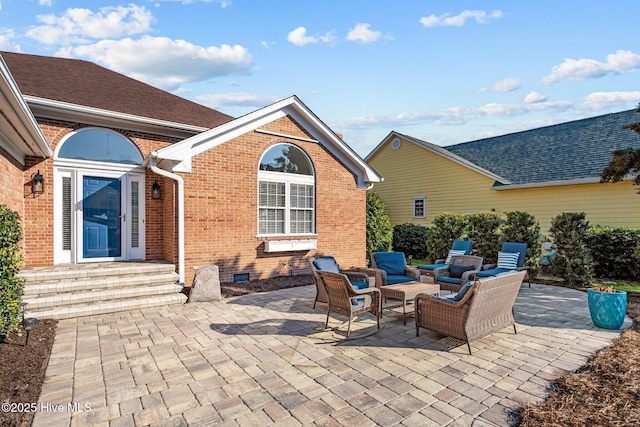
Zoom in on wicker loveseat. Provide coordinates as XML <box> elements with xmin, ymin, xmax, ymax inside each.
<box><xmin>415</xmin><ymin>270</ymin><xmax>526</xmax><ymax>354</ymax></box>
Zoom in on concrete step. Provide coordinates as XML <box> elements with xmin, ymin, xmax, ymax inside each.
<box><xmin>27</xmin><ymin>293</ymin><xmax>188</xmax><ymax>320</ymax></box>
<box><xmin>19</xmin><ymin>262</ymin><xmax>177</xmax><ymax>285</ymax></box>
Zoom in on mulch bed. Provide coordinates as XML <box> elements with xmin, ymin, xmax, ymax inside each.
<box><xmin>219</xmin><ymin>274</ymin><xmax>314</xmax><ymax>297</ymax></box>
<box><xmin>0</xmin><ymin>319</ymin><xmax>57</xmax><ymax>427</ymax></box>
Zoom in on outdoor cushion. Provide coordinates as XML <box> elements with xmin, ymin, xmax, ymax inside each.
<box><xmin>436</xmin><ymin>276</ymin><xmax>462</xmax><ymax>285</ymax></box>
<box><xmin>497</xmin><ymin>252</ymin><xmax>519</xmax><ymax>270</ymax></box>
<box><xmin>453</xmin><ymin>281</ymin><xmax>474</xmax><ymax>301</ymax></box>
<box><xmin>418</xmin><ymin>263</ymin><xmax>444</xmax><ymax>271</ymax></box>
<box><xmin>477</xmin><ymin>268</ymin><xmax>511</xmax><ymax>277</ymax></box>
<box><xmin>501</xmin><ymin>242</ymin><xmax>528</xmax><ymax>267</ymax></box>
<box><xmin>350</xmin><ymin>281</ymin><xmax>369</xmax><ymax>290</ymax></box>
<box><xmin>451</xmin><ymin>240</ymin><xmax>473</xmax><ymax>254</ymax></box>
<box><xmin>313</xmin><ymin>256</ymin><xmax>340</xmax><ymax>274</ymax></box>
<box><xmin>351</xmin><ymin>297</ymin><xmax>365</xmax><ymax>309</ymax></box>
<box><xmin>449</xmin><ymin>264</ymin><xmax>475</xmax><ymax>279</ymax></box>
<box><xmin>445</xmin><ymin>249</ymin><xmax>466</xmax><ymax>264</ymax></box>
<box><xmin>374</xmin><ymin>252</ymin><xmax>406</xmax><ymax>275</ymax></box>
<box><xmin>385</xmin><ymin>274</ymin><xmax>414</xmax><ymax>285</ymax></box>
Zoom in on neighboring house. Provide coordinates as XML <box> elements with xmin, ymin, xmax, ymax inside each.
<box><xmin>365</xmin><ymin>109</ymin><xmax>640</xmax><ymax>244</ymax></box>
<box><xmin>0</xmin><ymin>51</ymin><xmax>380</xmax><ymax>298</ymax></box>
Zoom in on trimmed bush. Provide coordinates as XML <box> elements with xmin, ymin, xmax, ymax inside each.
<box><xmin>502</xmin><ymin>211</ymin><xmax>542</xmax><ymax>274</ymax></box>
<box><xmin>466</xmin><ymin>212</ymin><xmax>503</xmax><ymax>264</ymax></box>
<box><xmin>366</xmin><ymin>192</ymin><xmax>392</xmax><ymax>258</ymax></box>
<box><xmin>549</xmin><ymin>212</ymin><xmax>592</xmax><ymax>286</ymax></box>
<box><xmin>585</xmin><ymin>226</ymin><xmax>640</xmax><ymax>279</ymax></box>
<box><xmin>0</xmin><ymin>204</ymin><xmax>24</xmax><ymax>340</ymax></box>
<box><xmin>427</xmin><ymin>213</ymin><xmax>468</xmax><ymax>262</ymax></box>
<box><xmin>393</xmin><ymin>223</ymin><xmax>429</xmax><ymax>259</ymax></box>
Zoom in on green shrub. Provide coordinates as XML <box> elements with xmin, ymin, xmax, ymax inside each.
<box><xmin>549</xmin><ymin>212</ymin><xmax>592</xmax><ymax>286</ymax></box>
<box><xmin>427</xmin><ymin>213</ymin><xmax>468</xmax><ymax>262</ymax></box>
<box><xmin>502</xmin><ymin>211</ymin><xmax>542</xmax><ymax>274</ymax></box>
<box><xmin>466</xmin><ymin>212</ymin><xmax>503</xmax><ymax>264</ymax></box>
<box><xmin>393</xmin><ymin>223</ymin><xmax>429</xmax><ymax>259</ymax></box>
<box><xmin>366</xmin><ymin>192</ymin><xmax>392</xmax><ymax>258</ymax></box>
<box><xmin>0</xmin><ymin>204</ymin><xmax>24</xmax><ymax>340</ymax></box>
<box><xmin>585</xmin><ymin>226</ymin><xmax>640</xmax><ymax>279</ymax></box>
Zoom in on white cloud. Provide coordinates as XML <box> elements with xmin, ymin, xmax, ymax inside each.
<box><xmin>0</xmin><ymin>28</ymin><xmax>20</xmax><ymax>52</ymax></box>
<box><xmin>541</xmin><ymin>50</ymin><xmax>640</xmax><ymax>85</ymax></box>
<box><xmin>61</xmin><ymin>36</ymin><xmax>252</xmax><ymax>90</ymax></box>
<box><xmin>152</xmin><ymin>0</ymin><xmax>230</xmax><ymax>5</ymax></box>
<box><xmin>479</xmin><ymin>77</ymin><xmax>521</xmax><ymax>92</ymax></box>
<box><xmin>420</xmin><ymin>10</ymin><xmax>503</xmax><ymax>27</ymax></box>
<box><xmin>524</xmin><ymin>91</ymin><xmax>547</xmax><ymax>103</ymax></box>
<box><xmin>287</xmin><ymin>26</ymin><xmax>318</xmax><ymax>46</ymax></box>
<box><xmin>196</xmin><ymin>92</ymin><xmax>280</xmax><ymax>109</ymax></box>
<box><xmin>581</xmin><ymin>91</ymin><xmax>640</xmax><ymax>110</ymax></box>
<box><xmin>25</xmin><ymin>4</ymin><xmax>154</xmax><ymax>45</ymax></box>
<box><xmin>38</xmin><ymin>0</ymin><xmax>53</xmax><ymax>6</ymax></box>
<box><xmin>346</xmin><ymin>23</ymin><xmax>382</xmax><ymax>43</ymax></box>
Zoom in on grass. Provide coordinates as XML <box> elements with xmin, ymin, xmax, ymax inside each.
<box><xmin>593</xmin><ymin>281</ymin><xmax>640</xmax><ymax>294</ymax></box>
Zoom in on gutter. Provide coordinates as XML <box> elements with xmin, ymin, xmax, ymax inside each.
<box><xmin>147</xmin><ymin>153</ymin><xmax>186</xmax><ymax>285</ymax></box>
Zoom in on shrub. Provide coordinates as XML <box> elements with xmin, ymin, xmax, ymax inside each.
<box><xmin>549</xmin><ymin>212</ymin><xmax>592</xmax><ymax>286</ymax></box>
<box><xmin>585</xmin><ymin>226</ymin><xmax>640</xmax><ymax>279</ymax></box>
<box><xmin>0</xmin><ymin>204</ymin><xmax>24</xmax><ymax>340</ymax></box>
<box><xmin>393</xmin><ymin>223</ymin><xmax>429</xmax><ymax>259</ymax></box>
<box><xmin>502</xmin><ymin>211</ymin><xmax>542</xmax><ymax>274</ymax></box>
<box><xmin>466</xmin><ymin>212</ymin><xmax>503</xmax><ymax>264</ymax></box>
<box><xmin>427</xmin><ymin>213</ymin><xmax>468</xmax><ymax>262</ymax></box>
<box><xmin>366</xmin><ymin>192</ymin><xmax>392</xmax><ymax>258</ymax></box>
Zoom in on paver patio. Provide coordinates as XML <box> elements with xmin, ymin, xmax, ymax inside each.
<box><xmin>32</xmin><ymin>283</ymin><xmax>631</xmax><ymax>427</ymax></box>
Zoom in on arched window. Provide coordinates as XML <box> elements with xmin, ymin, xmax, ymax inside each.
<box><xmin>58</xmin><ymin>128</ymin><xmax>142</xmax><ymax>165</ymax></box>
<box><xmin>258</xmin><ymin>144</ymin><xmax>315</xmax><ymax>235</ymax></box>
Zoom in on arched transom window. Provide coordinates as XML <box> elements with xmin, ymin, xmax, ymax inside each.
<box><xmin>58</xmin><ymin>128</ymin><xmax>143</xmax><ymax>165</ymax></box>
<box><xmin>258</xmin><ymin>144</ymin><xmax>315</xmax><ymax>235</ymax></box>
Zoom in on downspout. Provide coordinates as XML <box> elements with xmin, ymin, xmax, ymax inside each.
<box><xmin>148</xmin><ymin>153</ymin><xmax>185</xmax><ymax>285</ymax></box>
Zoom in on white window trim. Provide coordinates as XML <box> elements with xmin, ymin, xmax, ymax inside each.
<box><xmin>413</xmin><ymin>196</ymin><xmax>426</xmax><ymax>219</ymax></box>
<box><xmin>258</xmin><ymin>171</ymin><xmax>315</xmax><ymax>237</ymax></box>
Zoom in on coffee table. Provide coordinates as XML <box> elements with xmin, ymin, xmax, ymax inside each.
<box><xmin>380</xmin><ymin>282</ymin><xmax>440</xmax><ymax>325</ymax></box>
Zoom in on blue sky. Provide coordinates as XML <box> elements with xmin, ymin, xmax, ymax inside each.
<box><xmin>2</xmin><ymin>1</ymin><xmax>640</xmax><ymax>157</ymax></box>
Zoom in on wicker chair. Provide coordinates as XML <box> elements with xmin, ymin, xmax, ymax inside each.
<box><xmin>316</xmin><ymin>271</ymin><xmax>381</xmax><ymax>339</ymax></box>
<box><xmin>370</xmin><ymin>251</ymin><xmax>421</xmax><ymax>286</ymax></box>
<box><xmin>309</xmin><ymin>256</ymin><xmax>376</xmax><ymax>308</ymax></box>
<box><xmin>433</xmin><ymin>255</ymin><xmax>483</xmax><ymax>293</ymax></box>
<box><xmin>415</xmin><ymin>270</ymin><xmax>526</xmax><ymax>354</ymax></box>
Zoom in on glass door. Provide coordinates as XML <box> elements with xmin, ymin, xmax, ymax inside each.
<box><xmin>81</xmin><ymin>175</ymin><xmax>123</xmax><ymax>259</ymax></box>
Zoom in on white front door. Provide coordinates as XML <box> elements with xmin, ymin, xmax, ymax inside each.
<box><xmin>54</xmin><ymin>168</ymin><xmax>145</xmax><ymax>264</ymax></box>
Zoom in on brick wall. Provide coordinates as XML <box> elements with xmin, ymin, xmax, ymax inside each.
<box><xmin>0</xmin><ymin>145</ymin><xmax>24</xmax><ymax>218</ymax></box>
<box><xmin>180</xmin><ymin>115</ymin><xmax>367</xmax><ymax>284</ymax></box>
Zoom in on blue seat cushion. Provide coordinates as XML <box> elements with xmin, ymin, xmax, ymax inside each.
<box><xmin>313</xmin><ymin>256</ymin><xmax>340</xmax><ymax>274</ymax></box>
<box><xmin>448</xmin><ymin>264</ymin><xmax>475</xmax><ymax>278</ymax></box>
<box><xmin>351</xmin><ymin>297</ymin><xmax>365</xmax><ymax>308</ymax></box>
<box><xmin>452</xmin><ymin>282</ymin><xmax>474</xmax><ymax>301</ymax></box>
<box><xmin>350</xmin><ymin>281</ymin><xmax>369</xmax><ymax>290</ymax></box>
<box><xmin>386</xmin><ymin>275</ymin><xmax>414</xmax><ymax>285</ymax></box>
<box><xmin>436</xmin><ymin>276</ymin><xmax>462</xmax><ymax>285</ymax></box>
<box><xmin>418</xmin><ymin>263</ymin><xmax>445</xmax><ymax>271</ymax></box>
<box><xmin>374</xmin><ymin>252</ymin><xmax>406</xmax><ymax>275</ymax></box>
<box><xmin>477</xmin><ymin>268</ymin><xmax>511</xmax><ymax>277</ymax></box>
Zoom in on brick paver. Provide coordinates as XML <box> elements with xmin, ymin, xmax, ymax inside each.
<box><xmin>27</xmin><ymin>284</ymin><xmax>631</xmax><ymax>426</ymax></box>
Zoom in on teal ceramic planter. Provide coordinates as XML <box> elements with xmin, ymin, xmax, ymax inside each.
<box><xmin>587</xmin><ymin>288</ymin><xmax>627</xmax><ymax>330</ymax></box>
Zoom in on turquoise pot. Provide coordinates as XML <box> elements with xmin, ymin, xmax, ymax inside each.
<box><xmin>587</xmin><ymin>288</ymin><xmax>627</xmax><ymax>330</ymax></box>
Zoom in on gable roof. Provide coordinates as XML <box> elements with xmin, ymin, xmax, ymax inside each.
<box><xmin>0</xmin><ymin>55</ymin><xmax>51</xmax><ymax>163</ymax></box>
<box><xmin>0</xmin><ymin>51</ymin><xmax>233</xmax><ymax>130</ymax></box>
<box><xmin>152</xmin><ymin>95</ymin><xmax>382</xmax><ymax>188</ymax></box>
<box><xmin>447</xmin><ymin>109</ymin><xmax>640</xmax><ymax>187</ymax></box>
<box><xmin>366</xmin><ymin>131</ymin><xmax>509</xmax><ymax>184</ymax></box>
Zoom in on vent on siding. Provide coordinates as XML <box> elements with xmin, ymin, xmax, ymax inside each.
<box><xmin>62</xmin><ymin>177</ymin><xmax>71</xmax><ymax>251</ymax></box>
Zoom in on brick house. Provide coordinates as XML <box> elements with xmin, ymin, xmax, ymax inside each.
<box><xmin>0</xmin><ymin>51</ymin><xmax>380</xmax><ymax>318</ymax></box>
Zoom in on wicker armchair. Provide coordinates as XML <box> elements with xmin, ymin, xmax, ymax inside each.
<box><xmin>433</xmin><ymin>255</ymin><xmax>483</xmax><ymax>293</ymax></box>
<box><xmin>415</xmin><ymin>270</ymin><xmax>526</xmax><ymax>354</ymax></box>
<box><xmin>309</xmin><ymin>256</ymin><xmax>375</xmax><ymax>308</ymax></box>
<box><xmin>370</xmin><ymin>252</ymin><xmax>420</xmax><ymax>286</ymax></box>
<box><xmin>316</xmin><ymin>271</ymin><xmax>382</xmax><ymax>338</ymax></box>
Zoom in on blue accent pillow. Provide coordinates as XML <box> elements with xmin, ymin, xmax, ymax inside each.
<box><xmin>313</xmin><ymin>257</ymin><xmax>340</xmax><ymax>274</ymax></box>
<box><xmin>452</xmin><ymin>282</ymin><xmax>474</xmax><ymax>301</ymax></box>
<box><xmin>448</xmin><ymin>264</ymin><xmax>475</xmax><ymax>279</ymax></box>
<box><xmin>374</xmin><ymin>252</ymin><xmax>405</xmax><ymax>275</ymax></box>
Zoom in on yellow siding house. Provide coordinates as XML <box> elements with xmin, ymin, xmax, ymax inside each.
<box><xmin>365</xmin><ymin>109</ymin><xmax>640</xmax><ymax>238</ymax></box>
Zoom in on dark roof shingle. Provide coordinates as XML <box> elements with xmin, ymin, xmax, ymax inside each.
<box><xmin>447</xmin><ymin>109</ymin><xmax>640</xmax><ymax>185</ymax></box>
<box><xmin>1</xmin><ymin>51</ymin><xmax>233</xmax><ymax>129</ymax></box>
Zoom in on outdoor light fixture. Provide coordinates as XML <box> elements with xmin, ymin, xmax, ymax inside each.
<box><xmin>152</xmin><ymin>180</ymin><xmax>161</xmax><ymax>199</ymax></box>
<box><xmin>22</xmin><ymin>317</ymin><xmax>38</xmax><ymax>346</ymax></box>
<box><xmin>19</xmin><ymin>302</ymin><xmax>28</xmax><ymax>321</ymax></box>
<box><xmin>31</xmin><ymin>170</ymin><xmax>45</xmax><ymax>195</ymax></box>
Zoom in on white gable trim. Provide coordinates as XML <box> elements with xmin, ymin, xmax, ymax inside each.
<box><xmin>0</xmin><ymin>55</ymin><xmax>51</xmax><ymax>163</ymax></box>
<box><xmin>154</xmin><ymin>96</ymin><xmax>382</xmax><ymax>187</ymax></box>
<box><xmin>366</xmin><ymin>131</ymin><xmax>509</xmax><ymax>185</ymax></box>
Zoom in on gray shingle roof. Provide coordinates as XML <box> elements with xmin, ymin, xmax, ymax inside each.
<box><xmin>447</xmin><ymin>109</ymin><xmax>640</xmax><ymax>185</ymax></box>
<box><xmin>1</xmin><ymin>51</ymin><xmax>233</xmax><ymax>129</ymax></box>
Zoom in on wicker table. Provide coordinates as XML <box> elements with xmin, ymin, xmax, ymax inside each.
<box><xmin>380</xmin><ymin>282</ymin><xmax>440</xmax><ymax>325</ymax></box>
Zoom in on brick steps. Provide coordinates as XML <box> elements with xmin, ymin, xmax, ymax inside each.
<box><xmin>19</xmin><ymin>262</ymin><xmax>187</xmax><ymax>320</ymax></box>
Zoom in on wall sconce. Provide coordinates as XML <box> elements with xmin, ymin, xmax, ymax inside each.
<box><xmin>152</xmin><ymin>181</ymin><xmax>161</xmax><ymax>199</ymax></box>
<box><xmin>31</xmin><ymin>170</ymin><xmax>45</xmax><ymax>195</ymax></box>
